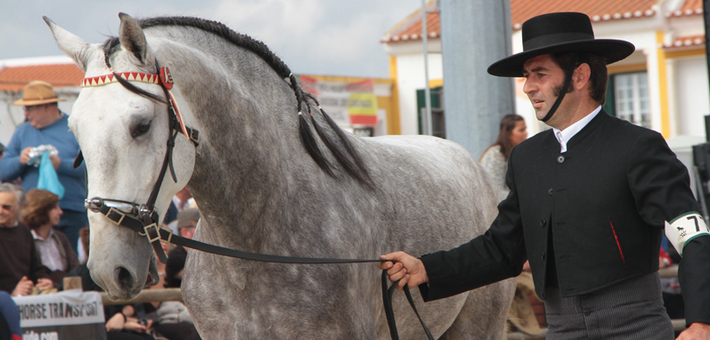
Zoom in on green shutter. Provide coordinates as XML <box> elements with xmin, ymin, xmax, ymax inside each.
<box><xmin>416</xmin><ymin>86</ymin><xmax>443</xmax><ymax>134</ymax></box>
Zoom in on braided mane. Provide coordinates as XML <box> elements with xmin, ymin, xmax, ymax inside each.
<box><xmin>103</xmin><ymin>16</ymin><xmax>372</xmax><ymax>188</ymax></box>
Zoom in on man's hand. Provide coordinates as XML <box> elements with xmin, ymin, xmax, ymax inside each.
<box><xmin>105</xmin><ymin>313</ymin><xmax>125</xmax><ymax>332</ymax></box>
<box><xmin>12</xmin><ymin>276</ymin><xmax>34</xmax><ymax>296</ymax></box>
<box><xmin>123</xmin><ymin>318</ymin><xmax>151</xmax><ymax>333</ymax></box>
<box><xmin>677</xmin><ymin>322</ymin><xmax>710</xmax><ymax>340</ymax></box>
<box><xmin>379</xmin><ymin>251</ymin><xmax>429</xmax><ymax>291</ymax></box>
<box><xmin>36</xmin><ymin>278</ymin><xmax>53</xmax><ymax>291</ymax></box>
<box><xmin>19</xmin><ymin>147</ymin><xmax>32</xmax><ymax>165</ymax></box>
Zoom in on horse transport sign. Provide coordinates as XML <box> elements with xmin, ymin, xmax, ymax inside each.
<box><xmin>13</xmin><ymin>289</ymin><xmax>106</xmax><ymax>340</ymax></box>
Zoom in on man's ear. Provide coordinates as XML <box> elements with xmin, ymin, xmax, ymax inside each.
<box><xmin>573</xmin><ymin>63</ymin><xmax>592</xmax><ymax>91</ymax></box>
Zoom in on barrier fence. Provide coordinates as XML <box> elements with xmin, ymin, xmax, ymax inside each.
<box><xmin>15</xmin><ymin>267</ymin><xmax>683</xmax><ymax>340</ymax></box>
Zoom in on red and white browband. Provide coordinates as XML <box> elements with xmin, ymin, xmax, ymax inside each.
<box><xmin>81</xmin><ymin>67</ymin><xmax>190</xmax><ymax>139</ymax></box>
<box><xmin>81</xmin><ymin>67</ymin><xmax>174</xmax><ymax>90</ymax></box>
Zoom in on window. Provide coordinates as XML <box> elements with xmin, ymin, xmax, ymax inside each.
<box><xmin>605</xmin><ymin>72</ymin><xmax>650</xmax><ymax>128</ymax></box>
<box><xmin>416</xmin><ymin>86</ymin><xmax>445</xmax><ymax>138</ymax></box>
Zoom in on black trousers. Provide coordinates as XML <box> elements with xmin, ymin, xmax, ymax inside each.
<box><xmin>544</xmin><ymin>272</ymin><xmax>674</xmax><ymax>340</ymax></box>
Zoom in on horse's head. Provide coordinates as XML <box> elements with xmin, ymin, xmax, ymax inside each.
<box><xmin>45</xmin><ymin>14</ymin><xmax>197</xmax><ymax>300</ymax></box>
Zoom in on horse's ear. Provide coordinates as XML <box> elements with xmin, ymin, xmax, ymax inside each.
<box><xmin>43</xmin><ymin>16</ymin><xmax>90</xmax><ymax>72</ymax></box>
<box><xmin>118</xmin><ymin>13</ymin><xmax>152</xmax><ymax>66</ymax></box>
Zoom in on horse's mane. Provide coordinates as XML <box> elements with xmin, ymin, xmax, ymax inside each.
<box><xmin>103</xmin><ymin>16</ymin><xmax>373</xmax><ymax>188</ymax></box>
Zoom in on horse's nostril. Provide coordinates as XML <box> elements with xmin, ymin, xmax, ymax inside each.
<box><xmin>115</xmin><ymin>267</ymin><xmax>134</xmax><ymax>289</ymax></box>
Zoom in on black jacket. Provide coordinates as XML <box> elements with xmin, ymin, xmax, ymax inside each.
<box><xmin>420</xmin><ymin>111</ymin><xmax>710</xmax><ymax>325</ymax></box>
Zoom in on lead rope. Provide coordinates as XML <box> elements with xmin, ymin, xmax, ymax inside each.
<box><xmin>382</xmin><ymin>272</ymin><xmax>435</xmax><ymax>340</ymax></box>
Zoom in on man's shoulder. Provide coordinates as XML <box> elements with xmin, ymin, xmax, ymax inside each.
<box><xmin>11</xmin><ymin>121</ymin><xmax>36</xmax><ymax>135</ymax></box>
<box><xmin>46</xmin><ymin>114</ymin><xmax>71</xmax><ymax>131</ymax></box>
<box><xmin>516</xmin><ymin>129</ymin><xmax>554</xmax><ymax>150</ymax></box>
<box><xmin>0</xmin><ymin>222</ymin><xmax>33</xmax><ymax>238</ymax></box>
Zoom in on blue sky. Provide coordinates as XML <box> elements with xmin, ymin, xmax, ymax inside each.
<box><xmin>0</xmin><ymin>0</ymin><xmax>420</xmax><ymax>78</ymax></box>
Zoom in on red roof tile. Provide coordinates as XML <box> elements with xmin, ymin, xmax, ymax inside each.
<box><xmin>662</xmin><ymin>34</ymin><xmax>705</xmax><ymax>49</ymax></box>
<box><xmin>382</xmin><ymin>0</ymin><xmax>703</xmax><ymax>43</ymax></box>
<box><xmin>381</xmin><ymin>0</ymin><xmax>439</xmax><ymax>43</ymax></box>
<box><xmin>671</xmin><ymin>0</ymin><xmax>703</xmax><ymax>17</ymax></box>
<box><xmin>512</xmin><ymin>0</ymin><xmax>658</xmax><ymax>29</ymax></box>
<box><xmin>0</xmin><ymin>64</ymin><xmax>84</xmax><ymax>92</ymax></box>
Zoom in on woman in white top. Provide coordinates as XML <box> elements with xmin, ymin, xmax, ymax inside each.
<box><xmin>479</xmin><ymin>114</ymin><xmax>528</xmax><ymax>199</ymax></box>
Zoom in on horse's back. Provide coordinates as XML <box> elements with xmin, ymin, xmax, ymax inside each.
<box><xmin>361</xmin><ymin>135</ymin><xmax>500</xmax><ymax>251</ymax></box>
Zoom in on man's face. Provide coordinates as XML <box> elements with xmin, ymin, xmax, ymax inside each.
<box><xmin>24</xmin><ymin>104</ymin><xmax>56</xmax><ymax>129</ymax></box>
<box><xmin>522</xmin><ymin>54</ymin><xmax>567</xmax><ymax>122</ymax></box>
<box><xmin>180</xmin><ymin>225</ymin><xmax>196</xmax><ymax>239</ymax></box>
<box><xmin>0</xmin><ymin>192</ymin><xmax>19</xmax><ymax>227</ymax></box>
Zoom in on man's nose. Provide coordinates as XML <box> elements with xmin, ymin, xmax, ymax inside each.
<box><xmin>523</xmin><ymin>79</ymin><xmax>535</xmax><ymax>95</ymax></box>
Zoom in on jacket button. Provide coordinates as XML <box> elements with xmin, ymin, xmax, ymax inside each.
<box><xmin>541</xmin><ymin>252</ymin><xmax>546</xmax><ymax>261</ymax></box>
<box><xmin>548</xmin><ymin>188</ymin><xmax>554</xmax><ymax>196</ymax></box>
<box><xmin>539</xmin><ymin>219</ymin><xmax>546</xmax><ymax>227</ymax></box>
<box><xmin>557</xmin><ymin>155</ymin><xmax>565</xmax><ymax>163</ymax></box>
<box><xmin>584</xmin><ymin>310</ymin><xmax>591</xmax><ymax>316</ymax></box>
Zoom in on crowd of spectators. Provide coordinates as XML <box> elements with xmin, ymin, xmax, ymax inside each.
<box><xmin>0</xmin><ymin>81</ymin><xmax>201</xmax><ymax>339</ymax></box>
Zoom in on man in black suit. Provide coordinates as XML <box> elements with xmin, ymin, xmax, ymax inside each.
<box><xmin>381</xmin><ymin>12</ymin><xmax>710</xmax><ymax>339</ymax></box>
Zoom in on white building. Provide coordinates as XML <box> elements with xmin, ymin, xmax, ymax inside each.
<box><xmin>381</xmin><ymin>0</ymin><xmax>710</xmax><ymax>143</ymax></box>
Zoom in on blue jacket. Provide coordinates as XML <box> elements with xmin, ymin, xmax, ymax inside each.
<box><xmin>0</xmin><ymin>114</ymin><xmax>86</xmax><ymax>212</ymax></box>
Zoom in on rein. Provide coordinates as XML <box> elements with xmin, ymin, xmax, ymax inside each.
<box><xmin>81</xmin><ymin>64</ymin><xmax>433</xmax><ymax>340</ymax></box>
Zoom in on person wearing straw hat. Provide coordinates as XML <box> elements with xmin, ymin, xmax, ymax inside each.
<box><xmin>0</xmin><ymin>81</ymin><xmax>87</xmax><ymax>255</ymax></box>
<box><xmin>380</xmin><ymin>12</ymin><xmax>710</xmax><ymax>339</ymax></box>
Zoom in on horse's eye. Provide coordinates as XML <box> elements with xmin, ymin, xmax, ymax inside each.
<box><xmin>132</xmin><ymin>121</ymin><xmax>151</xmax><ymax>138</ymax></box>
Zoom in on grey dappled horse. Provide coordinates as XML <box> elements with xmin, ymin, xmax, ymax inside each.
<box><xmin>45</xmin><ymin>13</ymin><xmax>515</xmax><ymax>339</ymax></box>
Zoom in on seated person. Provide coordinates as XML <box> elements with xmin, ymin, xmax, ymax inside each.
<box><xmin>165</xmin><ymin>208</ymin><xmax>199</xmax><ymax>289</ymax></box>
<box><xmin>21</xmin><ymin>189</ymin><xmax>79</xmax><ymax>288</ymax></box>
<box><xmin>0</xmin><ymin>183</ymin><xmax>52</xmax><ymax>296</ymax></box>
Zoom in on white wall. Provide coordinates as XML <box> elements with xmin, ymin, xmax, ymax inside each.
<box><xmin>673</xmin><ymin>55</ymin><xmax>710</xmax><ymax>137</ymax></box>
<box><xmin>395</xmin><ymin>52</ymin><xmax>443</xmax><ymax>135</ymax></box>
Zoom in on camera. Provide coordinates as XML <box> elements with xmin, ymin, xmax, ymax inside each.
<box><xmin>27</xmin><ymin>144</ymin><xmax>58</xmax><ymax>167</ymax></box>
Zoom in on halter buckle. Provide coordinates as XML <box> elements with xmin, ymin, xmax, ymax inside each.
<box><xmin>107</xmin><ymin>207</ymin><xmax>127</xmax><ymax>226</ymax></box>
<box><xmin>142</xmin><ymin>223</ymin><xmax>161</xmax><ymax>243</ymax></box>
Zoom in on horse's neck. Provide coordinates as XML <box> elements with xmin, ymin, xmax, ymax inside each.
<box><xmin>153</xmin><ymin>35</ymin><xmax>307</xmax><ymax>245</ymax></box>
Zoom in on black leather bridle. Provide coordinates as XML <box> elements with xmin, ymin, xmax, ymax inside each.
<box><xmin>79</xmin><ymin>61</ymin><xmax>434</xmax><ymax>340</ymax></box>
<box><xmin>80</xmin><ymin>65</ymin><xmax>199</xmax><ymax>264</ymax></box>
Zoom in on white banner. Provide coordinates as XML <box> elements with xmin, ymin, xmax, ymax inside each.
<box><xmin>13</xmin><ymin>290</ymin><xmax>105</xmax><ymax>328</ymax></box>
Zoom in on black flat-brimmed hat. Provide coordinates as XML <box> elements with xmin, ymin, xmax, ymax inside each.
<box><xmin>488</xmin><ymin>12</ymin><xmax>635</xmax><ymax>77</ymax></box>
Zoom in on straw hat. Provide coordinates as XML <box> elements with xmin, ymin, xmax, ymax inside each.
<box><xmin>488</xmin><ymin>12</ymin><xmax>635</xmax><ymax>77</ymax></box>
<box><xmin>12</xmin><ymin>81</ymin><xmax>65</xmax><ymax>106</ymax></box>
